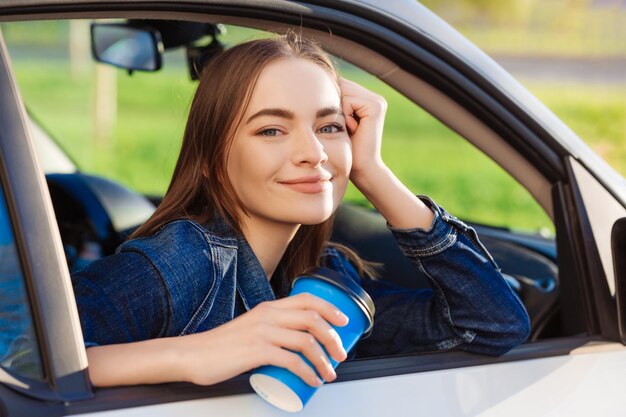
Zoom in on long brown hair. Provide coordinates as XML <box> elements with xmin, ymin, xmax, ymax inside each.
<box><xmin>131</xmin><ymin>31</ymin><xmax>375</xmax><ymax>292</ymax></box>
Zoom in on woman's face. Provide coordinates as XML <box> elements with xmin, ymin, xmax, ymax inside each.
<box><xmin>226</xmin><ymin>57</ymin><xmax>351</xmax><ymax>227</ymax></box>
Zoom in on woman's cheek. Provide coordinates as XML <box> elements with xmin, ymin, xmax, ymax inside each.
<box><xmin>328</xmin><ymin>136</ymin><xmax>352</xmax><ymax>177</ymax></box>
<box><xmin>345</xmin><ymin>137</ymin><xmax>353</xmax><ymax>172</ymax></box>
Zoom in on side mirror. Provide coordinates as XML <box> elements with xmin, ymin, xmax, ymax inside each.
<box><xmin>613</xmin><ymin>217</ymin><xmax>626</xmax><ymax>344</ymax></box>
<box><xmin>90</xmin><ymin>23</ymin><xmax>163</xmax><ymax>72</ymax></box>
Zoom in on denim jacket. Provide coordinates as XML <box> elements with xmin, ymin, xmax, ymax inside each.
<box><xmin>71</xmin><ymin>196</ymin><xmax>530</xmax><ymax>357</ymax></box>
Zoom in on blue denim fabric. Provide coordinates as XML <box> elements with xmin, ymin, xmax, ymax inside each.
<box><xmin>71</xmin><ymin>196</ymin><xmax>530</xmax><ymax>356</ymax></box>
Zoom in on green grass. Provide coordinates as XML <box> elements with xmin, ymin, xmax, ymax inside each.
<box><xmin>521</xmin><ymin>80</ymin><xmax>626</xmax><ymax>175</ymax></box>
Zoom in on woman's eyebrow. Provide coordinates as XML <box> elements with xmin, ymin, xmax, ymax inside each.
<box><xmin>246</xmin><ymin>108</ymin><xmax>294</xmax><ymax>124</ymax></box>
<box><xmin>317</xmin><ymin>106</ymin><xmax>344</xmax><ymax>118</ymax></box>
<box><xmin>245</xmin><ymin>106</ymin><xmax>344</xmax><ymax>125</ymax></box>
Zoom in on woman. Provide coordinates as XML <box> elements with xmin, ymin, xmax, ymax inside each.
<box><xmin>72</xmin><ymin>32</ymin><xmax>530</xmax><ymax>388</ymax></box>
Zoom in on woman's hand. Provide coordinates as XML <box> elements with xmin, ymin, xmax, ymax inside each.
<box><xmin>85</xmin><ymin>294</ymin><xmax>348</xmax><ymax>388</ymax></box>
<box><xmin>340</xmin><ymin>78</ymin><xmax>388</xmax><ymax>180</ymax></box>
<box><xmin>339</xmin><ymin>78</ymin><xmax>435</xmax><ymax>230</ymax></box>
<box><xmin>180</xmin><ymin>293</ymin><xmax>349</xmax><ymax>387</ymax></box>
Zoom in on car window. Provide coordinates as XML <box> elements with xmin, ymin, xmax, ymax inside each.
<box><xmin>3</xmin><ymin>20</ymin><xmax>553</xmax><ymax>235</ymax></box>
<box><xmin>0</xmin><ymin>185</ymin><xmax>44</xmax><ymax>381</ymax></box>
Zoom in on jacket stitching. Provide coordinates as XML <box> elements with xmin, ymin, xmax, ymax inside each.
<box><xmin>401</xmin><ymin>230</ymin><xmax>457</xmax><ymax>257</ymax></box>
<box><xmin>179</xmin><ymin>246</ymin><xmax>219</xmax><ymax>335</ymax></box>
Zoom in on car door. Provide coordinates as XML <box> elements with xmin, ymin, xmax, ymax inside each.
<box><xmin>1</xmin><ymin>1</ymin><xmax>626</xmax><ymax>417</ymax></box>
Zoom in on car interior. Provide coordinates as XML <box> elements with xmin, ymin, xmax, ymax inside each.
<box><xmin>40</xmin><ymin>19</ymin><xmax>560</xmax><ymax>353</ymax></box>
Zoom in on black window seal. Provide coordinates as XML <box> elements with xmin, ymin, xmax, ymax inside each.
<box><xmin>552</xmin><ymin>181</ymin><xmax>597</xmax><ymax>336</ymax></box>
<box><xmin>563</xmin><ymin>157</ymin><xmax>620</xmax><ymax>340</ymax></box>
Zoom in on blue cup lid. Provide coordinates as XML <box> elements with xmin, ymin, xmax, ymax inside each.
<box><xmin>293</xmin><ymin>267</ymin><xmax>375</xmax><ymax>336</ymax></box>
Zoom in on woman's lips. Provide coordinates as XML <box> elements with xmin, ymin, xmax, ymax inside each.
<box><xmin>279</xmin><ymin>176</ymin><xmax>332</xmax><ymax>194</ymax></box>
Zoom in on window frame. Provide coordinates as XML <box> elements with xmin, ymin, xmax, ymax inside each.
<box><xmin>0</xmin><ymin>29</ymin><xmax>91</xmax><ymax>402</ymax></box>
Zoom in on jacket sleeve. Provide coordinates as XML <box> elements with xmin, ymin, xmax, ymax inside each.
<box><xmin>71</xmin><ymin>250</ymin><xmax>170</xmax><ymax>347</ymax></box>
<box><xmin>72</xmin><ymin>220</ymin><xmax>223</xmax><ymax>347</ymax></box>
<box><xmin>350</xmin><ymin>196</ymin><xmax>531</xmax><ymax>357</ymax></box>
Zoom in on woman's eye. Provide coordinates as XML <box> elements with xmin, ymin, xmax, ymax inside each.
<box><xmin>259</xmin><ymin>128</ymin><xmax>281</xmax><ymax>137</ymax></box>
<box><xmin>318</xmin><ymin>123</ymin><xmax>344</xmax><ymax>134</ymax></box>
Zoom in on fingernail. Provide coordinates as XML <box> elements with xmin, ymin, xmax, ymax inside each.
<box><xmin>315</xmin><ymin>377</ymin><xmax>324</xmax><ymax>386</ymax></box>
<box><xmin>336</xmin><ymin>310</ymin><xmax>349</xmax><ymax>323</ymax></box>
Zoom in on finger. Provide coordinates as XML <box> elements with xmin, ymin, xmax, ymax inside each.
<box><xmin>341</xmin><ymin>92</ymin><xmax>356</xmax><ymax>121</ymax></box>
<box><xmin>266</xmin><ymin>346</ymin><xmax>324</xmax><ymax>388</ymax></box>
<box><xmin>271</xmin><ymin>309</ymin><xmax>347</xmax><ymax>362</ymax></box>
<box><xmin>340</xmin><ymin>96</ymin><xmax>357</xmax><ymax>134</ymax></box>
<box><xmin>274</xmin><ymin>293</ymin><xmax>349</xmax><ymax>327</ymax></box>
<box><xmin>344</xmin><ymin>112</ymin><xmax>359</xmax><ymax>136</ymax></box>
<box><xmin>270</xmin><ymin>328</ymin><xmax>337</xmax><ymax>382</ymax></box>
<box><xmin>339</xmin><ymin>77</ymin><xmax>366</xmax><ymax>94</ymax></box>
<box><xmin>339</xmin><ymin>79</ymin><xmax>364</xmax><ymax>114</ymax></box>
<box><xmin>340</xmin><ymin>78</ymin><xmax>380</xmax><ymax>101</ymax></box>
<box><xmin>341</xmin><ymin>94</ymin><xmax>379</xmax><ymax>126</ymax></box>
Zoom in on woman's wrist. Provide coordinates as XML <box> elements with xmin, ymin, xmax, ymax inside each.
<box><xmin>349</xmin><ymin>160</ymin><xmax>389</xmax><ymax>194</ymax></box>
<box><xmin>177</xmin><ymin>324</ymin><xmax>253</xmax><ymax>386</ymax></box>
<box><xmin>166</xmin><ymin>336</ymin><xmax>201</xmax><ymax>384</ymax></box>
<box><xmin>176</xmin><ymin>331</ymin><xmax>225</xmax><ymax>385</ymax></box>
<box><xmin>350</xmin><ymin>163</ymin><xmax>434</xmax><ymax>230</ymax></box>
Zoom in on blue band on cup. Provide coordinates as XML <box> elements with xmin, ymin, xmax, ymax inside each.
<box><xmin>294</xmin><ymin>267</ymin><xmax>375</xmax><ymax>337</ymax></box>
<box><xmin>251</xmin><ymin>266</ymin><xmax>376</xmax><ymax>411</ymax></box>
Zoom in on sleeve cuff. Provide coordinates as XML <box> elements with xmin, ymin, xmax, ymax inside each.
<box><xmin>388</xmin><ymin>195</ymin><xmax>459</xmax><ymax>257</ymax></box>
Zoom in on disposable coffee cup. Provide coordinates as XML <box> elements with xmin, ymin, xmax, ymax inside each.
<box><xmin>250</xmin><ymin>266</ymin><xmax>375</xmax><ymax>412</ymax></box>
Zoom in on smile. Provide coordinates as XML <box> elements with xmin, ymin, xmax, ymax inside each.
<box><xmin>278</xmin><ymin>176</ymin><xmax>332</xmax><ymax>194</ymax></box>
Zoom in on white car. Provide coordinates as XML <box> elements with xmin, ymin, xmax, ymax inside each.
<box><xmin>0</xmin><ymin>1</ymin><xmax>625</xmax><ymax>416</ymax></box>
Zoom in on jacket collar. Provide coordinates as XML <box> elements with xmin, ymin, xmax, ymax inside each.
<box><xmin>203</xmin><ymin>215</ymin><xmax>276</xmax><ymax>310</ymax></box>
<box><xmin>235</xmin><ymin>234</ymin><xmax>276</xmax><ymax>309</ymax></box>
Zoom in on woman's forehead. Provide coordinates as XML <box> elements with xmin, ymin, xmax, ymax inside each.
<box><xmin>245</xmin><ymin>58</ymin><xmax>341</xmax><ymax>116</ymax></box>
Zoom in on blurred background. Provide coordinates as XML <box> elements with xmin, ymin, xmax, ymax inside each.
<box><xmin>1</xmin><ymin>0</ymin><xmax>625</xmax><ymax>236</ymax></box>
<box><xmin>424</xmin><ymin>0</ymin><xmax>626</xmax><ymax>174</ymax></box>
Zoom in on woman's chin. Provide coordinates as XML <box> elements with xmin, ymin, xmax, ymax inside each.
<box><xmin>299</xmin><ymin>216</ymin><xmax>332</xmax><ymax>226</ymax></box>
<box><xmin>287</xmin><ymin>203</ymin><xmax>336</xmax><ymax>225</ymax></box>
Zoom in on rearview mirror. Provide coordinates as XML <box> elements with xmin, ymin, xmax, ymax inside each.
<box><xmin>613</xmin><ymin>217</ymin><xmax>626</xmax><ymax>344</ymax></box>
<box><xmin>91</xmin><ymin>23</ymin><xmax>163</xmax><ymax>72</ymax></box>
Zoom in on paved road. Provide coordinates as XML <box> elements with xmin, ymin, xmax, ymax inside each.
<box><xmin>492</xmin><ymin>55</ymin><xmax>626</xmax><ymax>84</ymax></box>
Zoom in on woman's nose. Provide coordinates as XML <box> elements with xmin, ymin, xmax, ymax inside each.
<box><xmin>293</xmin><ymin>130</ymin><xmax>328</xmax><ymax>166</ymax></box>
